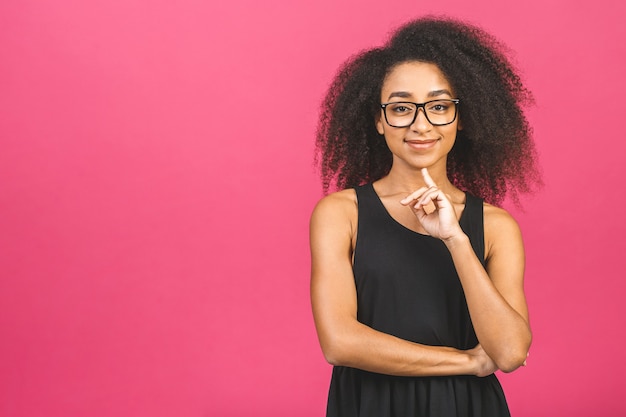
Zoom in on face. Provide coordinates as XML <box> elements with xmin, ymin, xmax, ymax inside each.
<box><xmin>376</xmin><ymin>61</ymin><xmax>460</xmax><ymax>172</ymax></box>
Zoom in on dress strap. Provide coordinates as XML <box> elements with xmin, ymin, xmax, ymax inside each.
<box><xmin>460</xmin><ymin>194</ymin><xmax>485</xmax><ymax>266</ymax></box>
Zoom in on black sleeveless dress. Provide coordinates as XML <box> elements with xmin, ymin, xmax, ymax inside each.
<box><xmin>326</xmin><ymin>183</ymin><xmax>510</xmax><ymax>417</ymax></box>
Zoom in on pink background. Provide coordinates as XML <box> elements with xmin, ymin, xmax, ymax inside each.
<box><xmin>1</xmin><ymin>1</ymin><xmax>625</xmax><ymax>416</ymax></box>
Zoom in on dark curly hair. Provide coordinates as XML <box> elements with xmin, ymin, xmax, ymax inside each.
<box><xmin>315</xmin><ymin>16</ymin><xmax>541</xmax><ymax>205</ymax></box>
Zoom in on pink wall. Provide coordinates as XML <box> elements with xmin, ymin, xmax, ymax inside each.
<box><xmin>1</xmin><ymin>1</ymin><xmax>625</xmax><ymax>416</ymax></box>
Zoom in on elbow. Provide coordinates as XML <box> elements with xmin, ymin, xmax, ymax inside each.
<box><xmin>321</xmin><ymin>344</ymin><xmax>345</xmax><ymax>367</ymax></box>
<box><xmin>495</xmin><ymin>349</ymin><xmax>529</xmax><ymax>373</ymax></box>
<box><xmin>323</xmin><ymin>350</ymin><xmax>342</xmax><ymax>366</ymax></box>
<box><xmin>497</xmin><ymin>359</ymin><xmax>524</xmax><ymax>373</ymax></box>
<box><xmin>320</xmin><ymin>335</ymin><xmax>351</xmax><ymax>367</ymax></box>
<box><xmin>495</xmin><ymin>330</ymin><xmax>532</xmax><ymax>373</ymax></box>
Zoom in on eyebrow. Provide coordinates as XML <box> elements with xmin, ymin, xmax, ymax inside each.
<box><xmin>387</xmin><ymin>89</ymin><xmax>453</xmax><ymax>100</ymax></box>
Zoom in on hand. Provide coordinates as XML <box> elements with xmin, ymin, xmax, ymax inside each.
<box><xmin>399</xmin><ymin>168</ymin><xmax>463</xmax><ymax>240</ymax></box>
<box><xmin>467</xmin><ymin>344</ymin><xmax>499</xmax><ymax>377</ymax></box>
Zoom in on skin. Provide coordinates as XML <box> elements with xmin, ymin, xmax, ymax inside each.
<box><xmin>310</xmin><ymin>61</ymin><xmax>531</xmax><ymax>377</ymax></box>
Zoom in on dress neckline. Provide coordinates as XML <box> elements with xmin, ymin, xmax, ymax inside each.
<box><xmin>366</xmin><ymin>182</ymin><xmax>468</xmax><ymax>237</ymax></box>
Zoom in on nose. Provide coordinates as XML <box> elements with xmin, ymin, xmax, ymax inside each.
<box><xmin>410</xmin><ymin>107</ymin><xmax>432</xmax><ymax>132</ymax></box>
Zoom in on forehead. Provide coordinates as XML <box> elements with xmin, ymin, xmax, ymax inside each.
<box><xmin>381</xmin><ymin>61</ymin><xmax>453</xmax><ymax>97</ymax></box>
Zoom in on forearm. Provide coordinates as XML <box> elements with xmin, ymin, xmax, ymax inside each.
<box><xmin>444</xmin><ymin>234</ymin><xmax>531</xmax><ymax>372</ymax></box>
<box><xmin>318</xmin><ymin>319</ymin><xmax>479</xmax><ymax>377</ymax></box>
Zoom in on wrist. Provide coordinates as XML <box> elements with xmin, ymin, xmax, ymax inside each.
<box><xmin>445</xmin><ymin>346</ymin><xmax>477</xmax><ymax>375</ymax></box>
<box><xmin>442</xmin><ymin>231</ymin><xmax>469</xmax><ymax>249</ymax></box>
<box><xmin>430</xmin><ymin>346</ymin><xmax>477</xmax><ymax>376</ymax></box>
<box><xmin>467</xmin><ymin>351</ymin><xmax>481</xmax><ymax>376</ymax></box>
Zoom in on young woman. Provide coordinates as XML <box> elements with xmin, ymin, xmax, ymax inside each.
<box><xmin>310</xmin><ymin>17</ymin><xmax>541</xmax><ymax>417</ymax></box>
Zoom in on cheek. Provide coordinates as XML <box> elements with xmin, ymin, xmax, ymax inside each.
<box><xmin>444</xmin><ymin>129</ymin><xmax>458</xmax><ymax>148</ymax></box>
<box><xmin>382</xmin><ymin>130</ymin><xmax>404</xmax><ymax>150</ymax></box>
<box><xmin>446</xmin><ymin>121</ymin><xmax>461</xmax><ymax>137</ymax></box>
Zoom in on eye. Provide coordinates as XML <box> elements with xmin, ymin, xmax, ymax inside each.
<box><xmin>426</xmin><ymin>101</ymin><xmax>451</xmax><ymax>113</ymax></box>
<box><xmin>388</xmin><ymin>103</ymin><xmax>416</xmax><ymax>114</ymax></box>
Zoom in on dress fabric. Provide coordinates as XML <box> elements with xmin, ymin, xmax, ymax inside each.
<box><xmin>326</xmin><ymin>183</ymin><xmax>510</xmax><ymax>417</ymax></box>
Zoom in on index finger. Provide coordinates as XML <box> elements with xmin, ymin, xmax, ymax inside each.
<box><xmin>421</xmin><ymin>168</ymin><xmax>437</xmax><ymax>188</ymax></box>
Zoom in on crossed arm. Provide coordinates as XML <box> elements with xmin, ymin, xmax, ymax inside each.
<box><xmin>310</xmin><ymin>180</ymin><xmax>531</xmax><ymax>377</ymax></box>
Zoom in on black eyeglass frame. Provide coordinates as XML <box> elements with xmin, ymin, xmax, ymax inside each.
<box><xmin>380</xmin><ymin>99</ymin><xmax>460</xmax><ymax>127</ymax></box>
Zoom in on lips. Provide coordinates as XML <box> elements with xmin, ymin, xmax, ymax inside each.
<box><xmin>404</xmin><ymin>139</ymin><xmax>438</xmax><ymax>150</ymax></box>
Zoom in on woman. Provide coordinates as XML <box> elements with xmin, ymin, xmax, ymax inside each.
<box><xmin>310</xmin><ymin>17</ymin><xmax>541</xmax><ymax>417</ymax></box>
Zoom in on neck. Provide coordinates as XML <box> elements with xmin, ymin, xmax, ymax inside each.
<box><xmin>382</xmin><ymin>164</ymin><xmax>454</xmax><ymax>193</ymax></box>
<box><xmin>375</xmin><ymin>163</ymin><xmax>466</xmax><ymax>204</ymax></box>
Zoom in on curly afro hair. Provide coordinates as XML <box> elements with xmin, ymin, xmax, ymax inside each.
<box><xmin>315</xmin><ymin>16</ymin><xmax>541</xmax><ymax>205</ymax></box>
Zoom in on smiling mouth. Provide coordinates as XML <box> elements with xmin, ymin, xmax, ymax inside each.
<box><xmin>405</xmin><ymin>139</ymin><xmax>437</xmax><ymax>143</ymax></box>
<box><xmin>403</xmin><ymin>139</ymin><xmax>439</xmax><ymax>151</ymax></box>
<box><xmin>405</xmin><ymin>138</ymin><xmax>438</xmax><ymax>145</ymax></box>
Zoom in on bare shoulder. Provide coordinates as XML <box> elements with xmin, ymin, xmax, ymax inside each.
<box><xmin>310</xmin><ymin>188</ymin><xmax>359</xmax><ymax>264</ymax></box>
<box><xmin>483</xmin><ymin>203</ymin><xmax>524</xmax><ymax>261</ymax></box>
<box><xmin>310</xmin><ymin>189</ymin><xmax>358</xmax><ymax>228</ymax></box>
<box><xmin>483</xmin><ymin>203</ymin><xmax>521</xmax><ymax>233</ymax></box>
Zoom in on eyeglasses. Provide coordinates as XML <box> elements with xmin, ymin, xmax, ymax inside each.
<box><xmin>380</xmin><ymin>99</ymin><xmax>460</xmax><ymax>127</ymax></box>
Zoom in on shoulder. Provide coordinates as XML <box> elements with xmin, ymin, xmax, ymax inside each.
<box><xmin>483</xmin><ymin>203</ymin><xmax>524</xmax><ymax>261</ymax></box>
<box><xmin>310</xmin><ymin>189</ymin><xmax>358</xmax><ymax>239</ymax></box>
<box><xmin>483</xmin><ymin>203</ymin><xmax>519</xmax><ymax>229</ymax></box>
<box><xmin>310</xmin><ymin>188</ymin><xmax>359</xmax><ymax>254</ymax></box>
<box><xmin>310</xmin><ymin>188</ymin><xmax>358</xmax><ymax>224</ymax></box>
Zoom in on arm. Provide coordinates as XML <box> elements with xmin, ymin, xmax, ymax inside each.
<box><xmin>310</xmin><ymin>190</ymin><xmax>496</xmax><ymax>377</ymax></box>
<box><xmin>406</xmin><ymin>170</ymin><xmax>531</xmax><ymax>373</ymax></box>
<box><xmin>444</xmin><ymin>208</ymin><xmax>531</xmax><ymax>372</ymax></box>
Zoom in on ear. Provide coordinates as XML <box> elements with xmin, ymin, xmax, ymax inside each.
<box><xmin>375</xmin><ymin>112</ymin><xmax>385</xmax><ymax>135</ymax></box>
